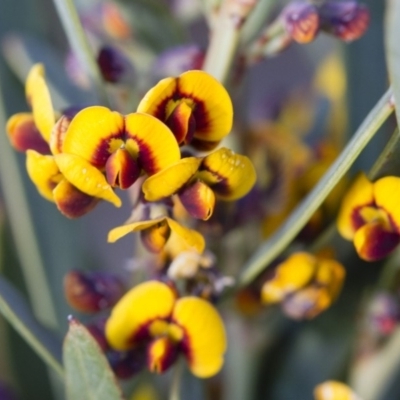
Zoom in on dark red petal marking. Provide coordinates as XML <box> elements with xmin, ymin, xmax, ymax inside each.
<box><xmin>10</xmin><ymin>118</ymin><xmax>50</xmax><ymax>154</ymax></box>
<box><xmin>54</xmin><ymin>184</ymin><xmax>99</xmax><ymax>218</ymax></box>
<box><xmin>358</xmin><ymin>226</ymin><xmax>400</xmax><ymax>262</ymax></box>
<box><xmin>105</xmin><ymin>148</ymin><xmax>140</xmax><ymax>189</ymax></box>
<box><xmin>178</xmin><ymin>181</ymin><xmax>215</xmax><ymax>220</ymax></box>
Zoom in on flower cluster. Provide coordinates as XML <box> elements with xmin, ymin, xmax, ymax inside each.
<box><xmin>6</xmin><ymin>63</ymin><xmax>258</xmax><ymax>379</ymax></box>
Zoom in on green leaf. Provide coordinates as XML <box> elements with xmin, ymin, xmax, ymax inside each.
<box><xmin>64</xmin><ymin>318</ymin><xmax>125</xmax><ymax>400</ymax></box>
<box><xmin>386</xmin><ymin>0</ymin><xmax>400</xmax><ymax>126</ymax></box>
<box><xmin>0</xmin><ymin>275</ymin><xmax>63</xmax><ymax>377</ymax></box>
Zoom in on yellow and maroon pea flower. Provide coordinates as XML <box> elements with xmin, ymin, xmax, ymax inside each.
<box><xmin>314</xmin><ymin>381</ymin><xmax>363</xmax><ymax>400</ymax></box>
<box><xmin>280</xmin><ymin>2</ymin><xmax>320</xmax><ymax>44</ymax></box>
<box><xmin>319</xmin><ymin>1</ymin><xmax>370</xmax><ymax>42</ymax></box>
<box><xmin>142</xmin><ymin>147</ymin><xmax>256</xmax><ymax>220</ymax></box>
<box><xmin>61</xmin><ymin>106</ymin><xmax>181</xmax><ymax>192</ymax></box>
<box><xmin>137</xmin><ymin>70</ymin><xmax>233</xmax><ymax>150</ymax></box>
<box><xmin>108</xmin><ymin>214</ymin><xmax>205</xmax><ymax>254</ymax></box>
<box><xmin>105</xmin><ymin>280</ymin><xmax>227</xmax><ymax>378</ymax></box>
<box><xmin>261</xmin><ymin>252</ymin><xmax>345</xmax><ymax>320</ymax></box>
<box><xmin>6</xmin><ymin>64</ymin><xmax>105</xmax><ymax>218</ymax></box>
<box><xmin>64</xmin><ymin>269</ymin><xmax>125</xmax><ymax>313</ymax></box>
<box><xmin>337</xmin><ymin>173</ymin><xmax>400</xmax><ymax>261</ymax></box>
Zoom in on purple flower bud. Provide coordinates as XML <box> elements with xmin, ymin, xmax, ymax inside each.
<box><xmin>319</xmin><ymin>1</ymin><xmax>370</xmax><ymax>42</ymax></box>
<box><xmin>281</xmin><ymin>2</ymin><xmax>320</xmax><ymax>44</ymax></box>
<box><xmin>64</xmin><ymin>270</ymin><xmax>125</xmax><ymax>313</ymax></box>
<box><xmin>97</xmin><ymin>46</ymin><xmax>134</xmax><ymax>84</ymax></box>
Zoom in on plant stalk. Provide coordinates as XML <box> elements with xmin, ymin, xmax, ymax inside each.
<box><xmin>52</xmin><ymin>0</ymin><xmax>109</xmax><ymax>106</ymax></box>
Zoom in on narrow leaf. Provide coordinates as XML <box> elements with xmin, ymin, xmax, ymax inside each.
<box><xmin>0</xmin><ymin>276</ymin><xmax>63</xmax><ymax>377</ymax></box>
<box><xmin>386</xmin><ymin>0</ymin><xmax>400</xmax><ymax>126</ymax></box>
<box><xmin>64</xmin><ymin>318</ymin><xmax>125</xmax><ymax>400</ymax></box>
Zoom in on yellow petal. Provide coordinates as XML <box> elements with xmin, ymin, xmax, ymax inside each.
<box><xmin>137</xmin><ymin>77</ymin><xmax>177</xmax><ymax>117</ymax></box>
<box><xmin>106</xmin><ymin>281</ymin><xmax>176</xmax><ymax>350</ymax></box>
<box><xmin>142</xmin><ymin>158</ymin><xmax>202</xmax><ymax>201</ymax></box>
<box><xmin>25</xmin><ymin>64</ymin><xmax>55</xmax><ymax>141</ymax></box>
<box><xmin>26</xmin><ymin>150</ymin><xmax>61</xmax><ymax>201</ymax></box>
<box><xmin>108</xmin><ymin>217</ymin><xmax>165</xmax><ymax>243</ymax></box>
<box><xmin>337</xmin><ymin>173</ymin><xmax>374</xmax><ymax>240</ymax></box>
<box><xmin>166</xmin><ymin>218</ymin><xmax>205</xmax><ymax>254</ymax></box>
<box><xmin>314</xmin><ymin>381</ymin><xmax>360</xmax><ymax>400</ymax></box>
<box><xmin>62</xmin><ymin>106</ymin><xmax>125</xmax><ymax>167</ymax></box>
<box><xmin>374</xmin><ymin>176</ymin><xmax>400</xmax><ymax>231</ymax></box>
<box><xmin>124</xmin><ymin>112</ymin><xmax>180</xmax><ymax>174</ymax></box>
<box><xmin>140</xmin><ymin>220</ymin><xmax>171</xmax><ymax>253</ymax></box>
<box><xmin>261</xmin><ymin>252</ymin><xmax>317</xmax><ymax>304</ymax></box>
<box><xmin>353</xmin><ymin>221</ymin><xmax>400</xmax><ymax>262</ymax></box>
<box><xmin>55</xmin><ymin>153</ymin><xmax>121</xmax><ymax>207</ymax></box>
<box><xmin>199</xmin><ymin>148</ymin><xmax>256</xmax><ymax>200</ymax></box>
<box><xmin>172</xmin><ymin>297</ymin><xmax>227</xmax><ymax>378</ymax></box>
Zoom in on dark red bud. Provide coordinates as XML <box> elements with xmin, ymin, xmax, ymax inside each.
<box><xmin>64</xmin><ymin>270</ymin><xmax>125</xmax><ymax>313</ymax></box>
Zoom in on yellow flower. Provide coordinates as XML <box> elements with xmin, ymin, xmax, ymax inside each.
<box><xmin>137</xmin><ymin>70</ymin><xmax>233</xmax><ymax>150</ymax></box>
<box><xmin>108</xmin><ymin>214</ymin><xmax>205</xmax><ymax>254</ymax></box>
<box><xmin>142</xmin><ymin>147</ymin><xmax>256</xmax><ymax>220</ymax></box>
<box><xmin>261</xmin><ymin>252</ymin><xmax>345</xmax><ymax>319</ymax></box>
<box><xmin>6</xmin><ymin>64</ymin><xmax>105</xmax><ymax>218</ymax></box>
<box><xmin>314</xmin><ymin>381</ymin><xmax>362</xmax><ymax>400</ymax></box>
<box><xmin>337</xmin><ymin>173</ymin><xmax>400</xmax><ymax>261</ymax></box>
<box><xmin>105</xmin><ymin>281</ymin><xmax>227</xmax><ymax>378</ymax></box>
<box><xmin>61</xmin><ymin>106</ymin><xmax>181</xmax><ymax>192</ymax></box>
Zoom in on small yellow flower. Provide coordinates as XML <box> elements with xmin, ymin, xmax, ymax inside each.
<box><xmin>314</xmin><ymin>381</ymin><xmax>362</xmax><ymax>400</ymax></box>
<box><xmin>337</xmin><ymin>173</ymin><xmax>400</xmax><ymax>261</ymax></box>
<box><xmin>106</xmin><ymin>281</ymin><xmax>227</xmax><ymax>378</ymax></box>
<box><xmin>142</xmin><ymin>147</ymin><xmax>256</xmax><ymax>220</ymax></box>
<box><xmin>137</xmin><ymin>70</ymin><xmax>233</xmax><ymax>150</ymax></box>
<box><xmin>61</xmin><ymin>106</ymin><xmax>181</xmax><ymax>193</ymax></box>
<box><xmin>261</xmin><ymin>252</ymin><xmax>345</xmax><ymax>319</ymax></box>
<box><xmin>108</xmin><ymin>214</ymin><xmax>205</xmax><ymax>254</ymax></box>
<box><xmin>7</xmin><ymin>64</ymin><xmax>102</xmax><ymax>218</ymax></box>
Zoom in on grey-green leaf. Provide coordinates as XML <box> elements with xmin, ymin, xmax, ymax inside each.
<box><xmin>386</xmin><ymin>0</ymin><xmax>400</xmax><ymax>126</ymax></box>
<box><xmin>0</xmin><ymin>276</ymin><xmax>64</xmax><ymax>377</ymax></box>
<box><xmin>64</xmin><ymin>318</ymin><xmax>125</xmax><ymax>400</ymax></box>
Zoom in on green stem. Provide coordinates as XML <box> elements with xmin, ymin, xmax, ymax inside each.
<box><xmin>169</xmin><ymin>360</ymin><xmax>183</xmax><ymax>400</ymax></box>
<box><xmin>239</xmin><ymin>88</ymin><xmax>394</xmax><ymax>287</ymax></box>
<box><xmin>52</xmin><ymin>0</ymin><xmax>109</xmax><ymax>106</ymax></box>
<box><xmin>0</xmin><ymin>84</ymin><xmax>58</xmax><ymax>330</ymax></box>
<box><xmin>203</xmin><ymin>10</ymin><xmax>240</xmax><ymax>82</ymax></box>
<box><xmin>203</xmin><ymin>0</ymin><xmax>259</xmax><ymax>83</ymax></box>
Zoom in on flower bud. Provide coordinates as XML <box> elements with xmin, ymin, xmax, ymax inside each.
<box><xmin>319</xmin><ymin>1</ymin><xmax>370</xmax><ymax>42</ymax></box>
<box><xmin>64</xmin><ymin>270</ymin><xmax>125</xmax><ymax>313</ymax></box>
<box><xmin>97</xmin><ymin>46</ymin><xmax>135</xmax><ymax>84</ymax></box>
<box><xmin>281</xmin><ymin>2</ymin><xmax>320</xmax><ymax>44</ymax></box>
